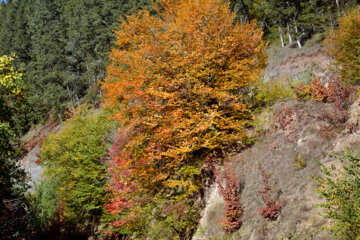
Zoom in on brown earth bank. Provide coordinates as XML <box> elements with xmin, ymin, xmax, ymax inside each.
<box><xmin>266</xmin><ymin>40</ymin><xmax>331</xmax><ymax>84</ymax></box>
<box><xmin>194</xmin><ymin>96</ymin><xmax>360</xmax><ymax>240</ymax></box>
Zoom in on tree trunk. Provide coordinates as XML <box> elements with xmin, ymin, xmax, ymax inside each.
<box><xmin>287</xmin><ymin>23</ymin><xmax>292</xmax><ymax>45</ymax></box>
<box><xmin>335</xmin><ymin>0</ymin><xmax>339</xmax><ymax>8</ymax></box>
<box><xmin>279</xmin><ymin>26</ymin><xmax>285</xmax><ymax>47</ymax></box>
<box><xmin>301</xmin><ymin>26</ymin><xmax>306</xmax><ymax>37</ymax></box>
<box><xmin>293</xmin><ymin>18</ymin><xmax>302</xmax><ymax>48</ymax></box>
<box><xmin>76</xmin><ymin>93</ymin><xmax>80</xmax><ymax>107</ymax></box>
<box><xmin>239</xmin><ymin>0</ymin><xmax>250</xmax><ymax>22</ymax></box>
<box><xmin>66</xmin><ymin>85</ymin><xmax>75</xmax><ymax>110</ymax></box>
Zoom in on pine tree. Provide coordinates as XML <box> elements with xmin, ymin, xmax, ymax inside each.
<box><xmin>26</xmin><ymin>0</ymin><xmax>68</xmax><ymax>122</ymax></box>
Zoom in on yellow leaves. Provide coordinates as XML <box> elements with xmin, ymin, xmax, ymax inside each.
<box><xmin>0</xmin><ymin>54</ymin><xmax>23</xmax><ymax>100</ymax></box>
<box><xmin>164</xmin><ymin>166</ymin><xmax>201</xmax><ymax>200</ymax></box>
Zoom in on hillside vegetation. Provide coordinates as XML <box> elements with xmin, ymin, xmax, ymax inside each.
<box><xmin>0</xmin><ymin>0</ymin><xmax>360</xmax><ymax>240</ymax></box>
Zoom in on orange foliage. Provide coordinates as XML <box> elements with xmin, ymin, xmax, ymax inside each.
<box><xmin>324</xmin><ymin>7</ymin><xmax>360</xmax><ymax>83</ymax></box>
<box><xmin>103</xmin><ymin>0</ymin><xmax>266</xmax><ymax>207</ymax></box>
<box><xmin>292</xmin><ymin>77</ymin><xmax>329</xmax><ymax>102</ymax></box>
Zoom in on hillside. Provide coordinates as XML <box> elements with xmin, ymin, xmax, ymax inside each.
<box><xmin>18</xmin><ymin>41</ymin><xmax>358</xmax><ymax>239</ymax></box>
<box><xmin>195</xmin><ymin>97</ymin><xmax>360</xmax><ymax>239</ymax></box>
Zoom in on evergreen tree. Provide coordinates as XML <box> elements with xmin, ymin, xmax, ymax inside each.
<box><xmin>26</xmin><ymin>0</ymin><xmax>68</xmax><ymax>122</ymax></box>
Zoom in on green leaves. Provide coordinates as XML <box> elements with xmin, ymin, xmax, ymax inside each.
<box><xmin>39</xmin><ymin>108</ymin><xmax>111</xmax><ymax>224</ymax></box>
<box><xmin>315</xmin><ymin>151</ymin><xmax>360</xmax><ymax>239</ymax></box>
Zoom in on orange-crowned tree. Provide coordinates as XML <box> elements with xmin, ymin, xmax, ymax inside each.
<box><xmin>102</xmin><ymin>0</ymin><xmax>266</xmax><ymax>235</ymax></box>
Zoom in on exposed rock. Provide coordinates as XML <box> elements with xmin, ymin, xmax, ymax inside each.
<box><xmin>20</xmin><ymin>146</ymin><xmax>43</xmax><ymax>188</ymax></box>
<box><xmin>193</xmin><ymin>184</ymin><xmax>225</xmax><ymax>240</ymax></box>
<box><xmin>19</xmin><ymin>123</ymin><xmax>63</xmax><ymax>188</ymax></box>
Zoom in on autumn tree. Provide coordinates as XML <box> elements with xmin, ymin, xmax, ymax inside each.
<box><xmin>325</xmin><ymin>7</ymin><xmax>360</xmax><ymax>84</ymax></box>
<box><xmin>103</xmin><ymin>0</ymin><xmax>266</xmax><ymax>236</ymax></box>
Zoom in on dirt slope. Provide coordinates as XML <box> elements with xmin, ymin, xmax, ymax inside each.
<box><xmin>194</xmin><ymin>97</ymin><xmax>360</xmax><ymax>240</ymax></box>
<box><xmin>266</xmin><ymin>42</ymin><xmax>331</xmax><ymax>83</ymax></box>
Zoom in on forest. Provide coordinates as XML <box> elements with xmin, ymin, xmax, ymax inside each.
<box><xmin>0</xmin><ymin>0</ymin><xmax>360</xmax><ymax>239</ymax></box>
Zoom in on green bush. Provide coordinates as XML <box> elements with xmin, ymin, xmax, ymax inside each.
<box><xmin>30</xmin><ymin>176</ymin><xmax>59</xmax><ymax>227</ymax></box>
<box><xmin>251</xmin><ymin>76</ymin><xmax>294</xmax><ymax>110</ymax></box>
<box><xmin>39</xmin><ymin>107</ymin><xmax>111</xmax><ymax>225</ymax></box>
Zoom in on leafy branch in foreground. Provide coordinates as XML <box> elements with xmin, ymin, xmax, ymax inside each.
<box><xmin>315</xmin><ymin>152</ymin><xmax>360</xmax><ymax>239</ymax></box>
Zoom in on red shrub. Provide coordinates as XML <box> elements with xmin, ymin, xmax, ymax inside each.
<box><xmin>105</xmin><ymin>126</ymin><xmax>142</xmax><ymax>228</ymax></box>
<box><xmin>327</xmin><ymin>75</ymin><xmax>351</xmax><ymax>112</ymax></box>
<box><xmin>215</xmin><ymin>161</ymin><xmax>243</xmax><ymax>233</ymax></box>
<box><xmin>292</xmin><ymin>77</ymin><xmax>329</xmax><ymax>102</ymax></box>
<box><xmin>24</xmin><ymin>130</ymin><xmax>46</xmax><ymax>151</ymax></box>
<box><xmin>292</xmin><ymin>75</ymin><xmax>351</xmax><ymax>110</ymax></box>
<box><xmin>274</xmin><ymin>107</ymin><xmax>293</xmax><ymax>129</ymax></box>
<box><xmin>257</xmin><ymin>164</ymin><xmax>282</xmax><ymax>220</ymax></box>
<box><xmin>64</xmin><ymin>109</ymin><xmax>74</xmax><ymax>120</ymax></box>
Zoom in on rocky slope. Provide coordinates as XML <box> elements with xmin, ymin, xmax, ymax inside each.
<box><xmin>20</xmin><ymin>123</ymin><xmax>62</xmax><ymax>188</ymax></box>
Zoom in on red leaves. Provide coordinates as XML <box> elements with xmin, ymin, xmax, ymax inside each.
<box><xmin>215</xmin><ymin>162</ymin><xmax>243</xmax><ymax>233</ymax></box>
<box><xmin>24</xmin><ymin>130</ymin><xmax>45</xmax><ymax>151</ymax></box>
<box><xmin>105</xmin><ymin>127</ymin><xmax>142</xmax><ymax>228</ymax></box>
<box><xmin>0</xmin><ymin>201</ymin><xmax>36</xmax><ymax>240</ymax></box>
<box><xmin>274</xmin><ymin>107</ymin><xmax>293</xmax><ymax>129</ymax></box>
<box><xmin>292</xmin><ymin>76</ymin><xmax>351</xmax><ymax>107</ymax></box>
<box><xmin>257</xmin><ymin>164</ymin><xmax>282</xmax><ymax>220</ymax></box>
<box><xmin>327</xmin><ymin>75</ymin><xmax>351</xmax><ymax>113</ymax></box>
<box><xmin>292</xmin><ymin>77</ymin><xmax>329</xmax><ymax>102</ymax></box>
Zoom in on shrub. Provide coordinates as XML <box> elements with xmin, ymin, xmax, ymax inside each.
<box><xmin>252</xmin><ymin>77</ymin><xmax>294</xmax><ymax>109</ymax></box>
<box><xmin>315</xmin><ymin>152</ymin><xmax>360</xmax><ymax>239</ymax></box>
<box><xmin>327</xmin><ymin>75</ymin><xmax>351</xmax><ymax>112</ymax></box>
<box><xmin>257</xmin><ymin>164</ymin><xmax>282</xmax><ymax>220</ymax></box>
<box><xmin>30</xmin><ymin>176</ymin><xmax>60</xmax><ymax>227</ymax></box>
<box><xmin>292</xmin><ymin>76</ymin><xmax>351</xmax><ymax>111</ymax></box>
<box><xmin>292</xmin><ymin>77</ymin><xmax>329</xmax><ymax>102</ymax></box>
<box><xmin>146</xmin><ymin>199</ymin><xmax>201</xmax><ymax>240</ymax></box>
<box><xmin>215</xmin><ymin>162</ymin><xmax>243</xmax><ymax>233</ymax></box>
<box><xmin>39</xmin><ymin>107</ymin><xmax>111</xmax><ymax>230</ymax></box>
